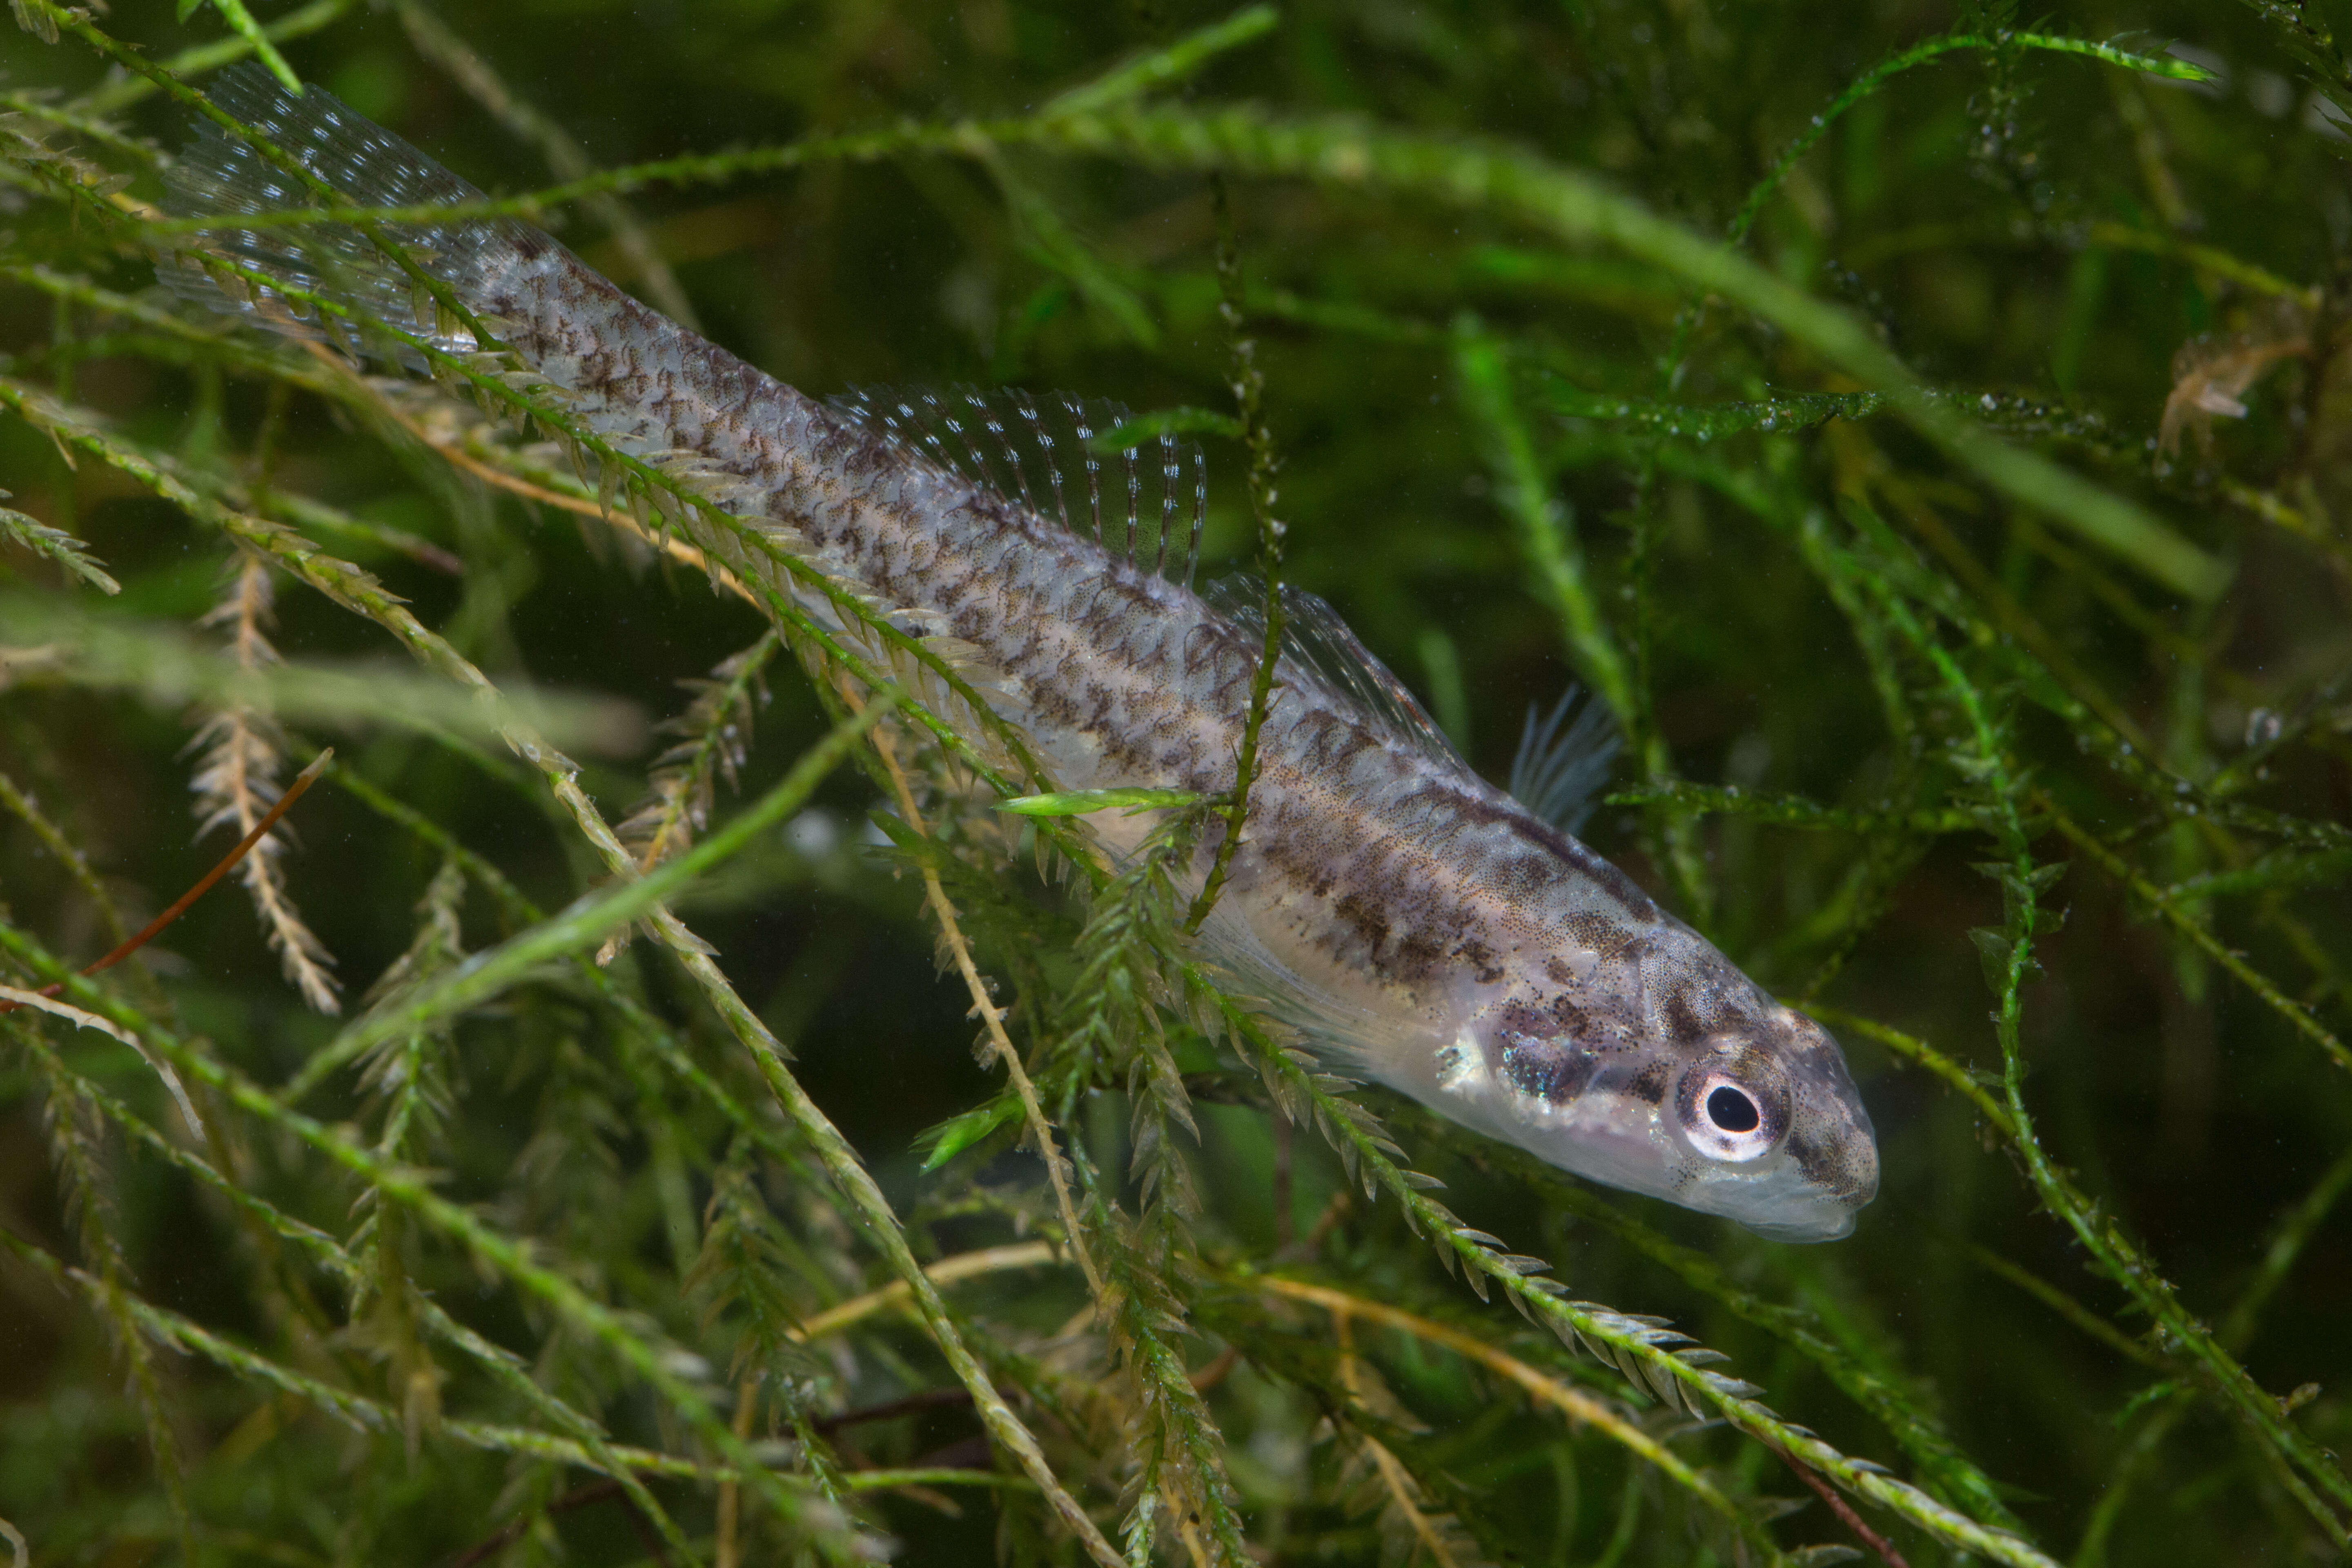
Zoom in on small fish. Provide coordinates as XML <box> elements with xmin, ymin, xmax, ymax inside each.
<box><xmin>158</xmin><ymin>67</ymin><xmax>1878</xmax><ymax>1240</ymax></box>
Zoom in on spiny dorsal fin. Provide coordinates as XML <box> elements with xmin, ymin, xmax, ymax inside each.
<box><xmin>1203</xmin><ymin>578</ymin><xmax>1463</xmax><ymax>768</ymax></box>
<box><xmin>830</xmin><ymin>386</ymin><xmax>1207</xmax><ymax>586</ymax></box>
<box><xmin>1508</xmin><ymin>687</ymin><xmax>1620</xmax><ymax>835</ymax></box>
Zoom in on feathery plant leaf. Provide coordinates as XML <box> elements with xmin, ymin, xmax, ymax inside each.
<box><xmin>0</xmin><ymin>491</ymin><xmax>117</xmax><ymax>592</ymax></box>
<box><xmin>615</xmin><ymin>630</ymin><xmax>779</xmax><ymax>872</ymax></box>
<box><xmin>188</xmin><ymin>552</ymin><xmax>340</xmax><ymax>1013</ymax></box>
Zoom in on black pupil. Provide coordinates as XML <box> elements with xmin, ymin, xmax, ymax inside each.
<box><xmin>1706</xmin><ymin>1085</ymin><xmax>1761</xmax><ymax>1134</ymax></box>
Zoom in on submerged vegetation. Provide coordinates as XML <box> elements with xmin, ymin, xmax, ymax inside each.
<box><xmin>3</xmin><ymin>0</ymin><xmax>2351</xmax><ymax>1562</ymax></box>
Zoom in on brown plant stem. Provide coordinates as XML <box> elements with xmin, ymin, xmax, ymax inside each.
<box><xmin>1772</xmin><ymin>1442</ymin><xmax>1911</xmax><ymax>1568</ymax></box>
<box><xmin>0</xmin><ymin>748</ymin><xmax>331</xmax><ymax>1015</ymax></box>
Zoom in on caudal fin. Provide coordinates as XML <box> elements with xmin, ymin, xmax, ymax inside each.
<box><xmin>157</xmin><ymin>62</ymin><xmax>525</xmax><ymax>363</ymax></box>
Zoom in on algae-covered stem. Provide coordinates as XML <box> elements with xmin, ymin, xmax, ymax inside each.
<box><xmin>1185</xmin><ymin>172</ymin><xmax>1284</xmax><ymax>935</ymax></box>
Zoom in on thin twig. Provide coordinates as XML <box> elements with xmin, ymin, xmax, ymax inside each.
<box><xmin>859</xmin><ymin>704</ymin><xmax>1105</xmax><ymax>1301</ymax></box>
<box><xmin>0</xmin><ymin>750</ymin><xmax>332</xmax><ymax>1014</ymax></box>
<box><xmin>297</xmin><ymin>342</ymin><xmax>752</xmax><ymax>594</ymax></box>
<box><xmin>1187</xmin><ymin>1346</ymin><xmax>1241</xmax><ymax>1393</ymax></box>
<box><xmin>789</xmin><ymin>1242</ymin><xmax>1058</xmax><ymax>1343</ymax></box>
<box><xmin>1256</xmin><ymin>1275</ymin><xmax>1726</xmax><ymax>1512</ymax></box>
<box><xmin>190</xmin><ymin>554</ymin><xmax>339</xmax><ymax>1012</ymax></box>
<box><xmin>1771</xmin><ymin>1442</ymin><xmax>1912</xmax><ymax>1568</ymax></box>
<box><xmin>714</xmin><ymin>1372</ymin><xmax>757</xmax><ymax>1568</ymax></box>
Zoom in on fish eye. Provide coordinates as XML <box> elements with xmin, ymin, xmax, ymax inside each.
<box><xmin>1676</xmin><ymin>1064</ymin><xmax>1784</xmax><ymax>1163</ymax></box>
<box><xmin>1706</xmin><ymin>1085</ymin><xmax>1760</xmax><ymax>1134</ymax></box>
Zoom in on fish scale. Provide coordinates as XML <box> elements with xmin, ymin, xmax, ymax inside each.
<box><xmin>158</xmin><ymin>64</ymin><xmax>1879</xmax><ymax>1240</ymax></box>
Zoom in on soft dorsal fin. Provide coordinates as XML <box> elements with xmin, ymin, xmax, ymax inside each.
<box><xmin>1202</xmin><ymin>578</ymin><xmax>1463</xmax><ymax>768</ymax></box>
<box><xmin>1508</xmin><ymin>687</ymin><xmax>1620</xmax><ymax>835</ymax></box>
<box><xmin>830</xmin><ymin>386</ymin><xmax>1208</xmax><ymax>586</ymax></box>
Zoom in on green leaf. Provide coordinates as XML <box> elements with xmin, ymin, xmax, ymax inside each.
<box><xmin>997</xmin><ymin>787</ymin><xmax>1204</xmax><ymax>816</ymax></box>
<box><xmin>986</xmin><ymin>156</ymin><xmax>1161</xmax><ymax>350</ymax></box>
<box><xmin>915</xmin><ymin>1095</ymin><xmax>1023</xmax><ymax>1171</ymax></box>
<box><xmin>0</xmin><ymin>500</ymin><xmax>118</xmax><ymax>594</ymax></box>
<box><xmin>1969</xmin><ymin>926</ymin><xmax>2014</xmax><ymax>991</ymax></box>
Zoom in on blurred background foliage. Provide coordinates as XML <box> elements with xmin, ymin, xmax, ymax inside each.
<box><xmin>2</xmin><ymin>0</ymin><xmax>2351</xmax><ymax>1564</ymax></box>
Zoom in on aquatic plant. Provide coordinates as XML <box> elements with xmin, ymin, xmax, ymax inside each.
<box><xmin>2</xmin><ymin>2</ymin><xmax>2348</xmax><ymax>1563</ymax></box>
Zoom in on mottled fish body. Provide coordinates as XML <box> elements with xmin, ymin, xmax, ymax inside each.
<box><xmin>161</xmin><ymin>67</ymin><xmax>1878</xmax><ymax>1239</ymax></box>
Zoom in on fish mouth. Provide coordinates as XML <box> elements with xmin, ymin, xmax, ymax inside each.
<box><xmin>1689</xmin><ymin>1148</ymin><xmax>1874</xmax><ymax>1243</ymax></box>
<box><xmin>1713</xmin><ymin>1187</ymin><xmax>1865</xmax><ymax>1243</ymax></box>
<box><xmin>1755</xmin><ymin>1145</ymin><xmax>1877</xmax><ymax>1241</ymax></box>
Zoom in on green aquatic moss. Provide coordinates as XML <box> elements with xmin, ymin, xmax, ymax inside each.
<box><xmin>1</xmin><ymin>1</ymin><xmax>2349</xmax><ymax>1564</ymax></box>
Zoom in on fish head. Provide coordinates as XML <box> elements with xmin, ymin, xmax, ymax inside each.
<box><xmin>1441</xmin><ymin>927</ymin><xmax>1878</xmax><ymax>1241</ymax></box>
<box><xmin>1648</xmin><ymin>1006</ymin><xmax>1880</xmax><ymax>1241</ymax></box>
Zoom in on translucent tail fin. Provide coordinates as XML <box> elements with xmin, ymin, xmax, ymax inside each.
<box><xmin>157</xmin><ymin>63</ymin><xmax>528</xmax><ymax>363</ymax></box>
